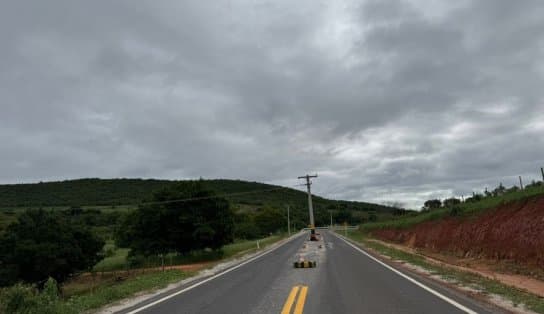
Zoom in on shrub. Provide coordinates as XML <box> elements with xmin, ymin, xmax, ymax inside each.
<box><xmin>0</xmin><ymin>278</ymin><xmax>64</xmax><ymax>314</ymax></box>
<box><xmin>449</xmin><ymin>206</ymin><xmax>461</xmax><ymax>217</ymax></box>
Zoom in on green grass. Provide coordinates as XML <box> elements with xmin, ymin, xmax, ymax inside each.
<box><xmin>223</xmin><ymin>234</ymin><xmax>285</xmax><ymax>257</ymax></box>
<box><xmin>360</xmin><ymin>184</ymin><xmax>544</xmax><ymax>232</ymax></box>
<box><xmin>344</xmin><ymin>230</ymin><xmax>544</xmax><ymax>313</ymax></box>
<box><xmin>0</xmin><ymin>271</ymin><xmax>191</xmax><ymax>314</ymax></box>
<box><xmin>0</xmin><ymin>211</ymin><xmax>17</xmax><ymax>235</ymax></box>
<box><xmin>66</xmin><ymin>270</ymin><xmax>190</xmax><ymax>313</ymax></box>
<box><xmin>93</xmin><ymin>235</ymin><xmax>286</xmax><ymax>272</ymax></box>
<box><xmin>93</xmin><ymin>243</ymin><xmax>130</xmax><ymax>272</ymax></box>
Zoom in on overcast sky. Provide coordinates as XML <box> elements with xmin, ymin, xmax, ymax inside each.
<box><xmin>2</xmin><ymin>1</ymin><xmax>544</xmax><ymax>208</ymax></box>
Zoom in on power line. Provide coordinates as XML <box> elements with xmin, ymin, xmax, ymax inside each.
<box><xmin>137</xmin><ymin>185</ymin><xmax>301</xmax><ymax>206</ymax></box>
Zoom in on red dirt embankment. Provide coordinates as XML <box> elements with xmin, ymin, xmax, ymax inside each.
<box><xmin>373</xmin><ymin>196</ymin><xmax>544</xmax><ymax>269</ymax></box>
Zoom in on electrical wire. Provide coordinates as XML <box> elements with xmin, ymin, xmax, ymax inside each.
<box><xmin>137</xmin><ymin>184</ymin><xmax>305</xmax><ymax>206</ymax></box>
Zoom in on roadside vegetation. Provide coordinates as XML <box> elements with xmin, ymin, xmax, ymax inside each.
<box><xmin>0</xmin><ymin>233</ymin><xmax>286</xmax><ymax>314</ymax></box>
<box><xmin>360</xmin><ymin>180</ymin><xmax>544</xmax><ymax>232</ymax></box>
<box><xmin>0</xmin><ymin>180</ymin><xmax>300</xmax><ymax>314</ymax></box>
<box><xmin>0</xmin><ymin>271</ymin><xmax>191</xmax><ymax>314</ymax></box>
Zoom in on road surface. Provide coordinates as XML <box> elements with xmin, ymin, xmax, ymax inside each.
<box><xmin>118</xmin><ymin>231</ymin><xmax>501</xmax><ymax>314</ymax></box>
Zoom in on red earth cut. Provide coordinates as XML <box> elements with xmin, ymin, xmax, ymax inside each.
<box><xmin>373</xmin><ymin>196</ymin><xmax>544</xmax><ymax>269</ymax></box>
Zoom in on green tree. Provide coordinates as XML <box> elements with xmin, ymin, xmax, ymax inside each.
<box><xmin>117</xmin><ymin>182</ymin><xmax>235</xmax><ymax>256</ymax></box>
<box><xmin>254</xmin><ymin>207</ymin><xmax>284</xmax><ymax>236</ymax></box>
<box><xmin>233</xmin><ymin>212</ymin><xmax>260</xmax><ymax>239</ymax></box>
<box><xmin>443</xmin><ymin>198</ymin><xmax>461</xmax><ymax>208</ymax></box>
<box><xmin>335</xmin><ymin>208</ymin><xmax>353</xmax><ymax>224</ymax></box>
<box><xmin>0</xmin><ymin>209</ymin><xmax>104</xmax><ymax>287</ymax></box>
<box><xmin>423</xmin><ymin>199</ymin><xmax>442</xmax><ymax>210</ymax></box>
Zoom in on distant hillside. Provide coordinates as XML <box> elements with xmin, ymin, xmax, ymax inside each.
<box><xmin>0</xmin><ymin>178</ymin><xmax>397</xmax><ymax>214</ymax></box>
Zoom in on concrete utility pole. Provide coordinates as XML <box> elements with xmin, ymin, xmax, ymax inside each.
<box><xmin>330</xmin><ymin>211</ymin><xmax>333</xmax><ymax>229</ymax></box>
<box><xmin>519</xmin><ymin>176</ymin><xmax>524</xmax><ymax>190</ymax></box>
<box><xmin>298</xmin><ymin>174</ymin><xmax>318</xmax><ymax>240</ymax></box>
<box><xmin>541</xmin><ymin>167</ymin><xmax>544</xmax><ymax>182</ymax></box>
<box><xmin>287</xmin><ymin>205</ymin><xmax>291</xmax><ymax>236</ymax></box>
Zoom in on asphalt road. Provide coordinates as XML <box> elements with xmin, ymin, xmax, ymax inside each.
<box><xmin>118</xmin><ymin>231</ymin><xmax>502</xmax><ymax>314</ymax></box>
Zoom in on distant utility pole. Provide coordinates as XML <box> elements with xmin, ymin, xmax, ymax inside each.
<box><xmin>519</xmin><ymin>176</ymin><xmax>524</xmax><ymax>190</ymax></box>
<box><xmin>287</xmin><ymin>205</ymin><xmax>291</xmax><ymax>236</ymax></box>
<box><xmin>330</xmin><ymin>211</ymin><xmax>333</xmax><ymax>229</ymax></box>
<box><xmin>298</xmin><ymin>174</ymin><xmax>318</xmax><ymax>240</ymax></box>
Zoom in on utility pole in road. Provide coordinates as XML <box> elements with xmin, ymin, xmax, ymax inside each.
<box><xmin>298</xmin><ymin>174</ymin><xmax>318</xmax><ymax>241</ymax></box>
<box><xmin>287</xmin><ymin>205</ymin><xmax>291</xmax><ymax>236</ymax></box>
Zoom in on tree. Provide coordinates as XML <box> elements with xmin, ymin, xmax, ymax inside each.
<box><xmin>492</xmin><ymin>183</ymin><xmax>506</xmax><ymax>196</ymax></box>
<box><xmin>335</xmin><ymin>208</ymin><xmax>353</xmax><ymax>224</ymax></box>
<box><xmin>465</xmin><ymin>193</ymin><xmax>483</xmax><ymax>203</ymax></box>
<box><xmin>423</xmin><ymin>199</ymin><xmax>442</xmax><ymax>210</ymax></box>
<box><xmin>117</xmin><ymin>182</ymin><xmax>235</xmax><ymax>256</ymax></box>
<box><xmin>233</xmin><ymin>212</ymin><xmax>260</xmax><ymax>239</ymax></box>
<box><xmin>0</xmin><ymin>209</ymin><xmax>104</xmax><ymax>287</ymax></box>
<box><xmin>443</xmin><ymin>198</ymin><xmax>461</xmax><ymax>208</ymax></box>
<box><xmin>254</xmin><ymin>207</ymin><xmax>284</xmax><ymax>236</ymax></box>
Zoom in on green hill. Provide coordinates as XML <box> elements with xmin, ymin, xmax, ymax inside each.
<box><xmin>0</xmin><ymin>178</ymin><xmax>400</xmax><ymax>234</ymax></box>
<box><xmin>0</xmin><ymin>178</ymin><xmax>397</xmax><ymax>212</ymax></box>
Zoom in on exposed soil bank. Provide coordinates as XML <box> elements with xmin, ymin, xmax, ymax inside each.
<box><xmin>373</xmin><ymin>195</ymin><xmax>544</xmax><ymax>270</ymax></box>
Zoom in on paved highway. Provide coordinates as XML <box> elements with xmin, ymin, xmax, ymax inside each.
<box><xmin>118</xmin><ymin>231</ymin><xmax>501</xmax><ymax>314</ymax></box>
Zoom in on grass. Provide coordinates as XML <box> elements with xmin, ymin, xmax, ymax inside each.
<box><xmin>94</xmin><ymin>234</ymin><xmax>286</xmax><ymax>272</ymax></box>
<box><xmin>63</xmin><ymin>270</ymin><xmax>190</xmax><ymax>313</ymax></box>
<box><xmin>344</xmin><ymin>230</ymin><xmax>544</xmax><ymax>313</ymax></box>
<box><xmin>0</xmin><ymin>211</ymin><xmax>17</xmax><ymax>235</ymax></box>
<box><xmin>360</xmin><ymin>184</ymin><xmax>544</xmax><ymax>232</ymax></box>
<box><xmin>93</xmin><ymin>242</ymin><xmax>130</xmax><ymax>272</ymax></box>
<box><xmin>223</xmin><ymin>234</ymin><xmax>285</xmax><ymax>258</ymax></box>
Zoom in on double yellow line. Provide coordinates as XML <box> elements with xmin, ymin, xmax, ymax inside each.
<box><xmin>281</xmin><ymin>285</ymin><xmax>308</xmax><ymax>314</ymax></box>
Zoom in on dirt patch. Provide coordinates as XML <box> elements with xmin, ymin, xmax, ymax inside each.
<box><xmin>371</xmin><ymin>195</ymin><xmax>544</xmax><ymax>300</ymax></box>
<box><xmin>374</xmin><ymin>196</ymin><xmax>544</xmax><ymax>272</ymax></box>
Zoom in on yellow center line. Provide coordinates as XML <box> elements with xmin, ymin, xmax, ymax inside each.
<box><xmin>293</xmin><ymin>286</ymin><xmax>308</xmax><ymax>314</ymax></box>
<box><xmin>281</xmin><ymin>286</ymin><xmax>300</xmax><ymax>314</ymax></box>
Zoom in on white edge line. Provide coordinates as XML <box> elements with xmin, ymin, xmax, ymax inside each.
<box><xmin>333</xmin><ymin>233</ymin><xmax>478</xmax><ymax>314</ymax></box>
<box><xmin>125</xmin><ymin>233</ymin><xmax>304</xmax><ymax>314</ymax></box>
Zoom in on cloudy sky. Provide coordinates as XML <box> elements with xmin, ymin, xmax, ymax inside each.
<box><xmin>2</xmin><ymin>1</ymin><xmax>544</xmax><ymax>208</ymax></box>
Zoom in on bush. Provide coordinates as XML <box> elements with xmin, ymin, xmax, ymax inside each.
<box><xmin>0</xmin><ymin>283</ymin><xmax>38</xmax><ymax>314</ymax></box>
<box><xmin>449</xmin><ymin>206</ymin><xmax>461</xmax><ymax>217</ymax></box>
<box><xmin>127</xmin><ymin>254</ymin><xmax>146</xmax><ymax>268</ymax></box>
<box><xmin>234</xmin><ymin>222</ymin><xmax>261</xmax><ymax>239</ymax></box>
<box><xmin>104</xmin><ymin>246</ymin><xmax>116</xmax><ymax>258</ymax></box>
<box><xmin>0</xmin><ymin>278</ymin><xmax>64</xmax><ymax>314</ymax></box>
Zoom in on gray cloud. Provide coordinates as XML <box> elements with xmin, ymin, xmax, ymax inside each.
<box><xmin>1</xmin><ymin>0</ymin><xmax>543</xmax><ymax>208</ymax></box>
